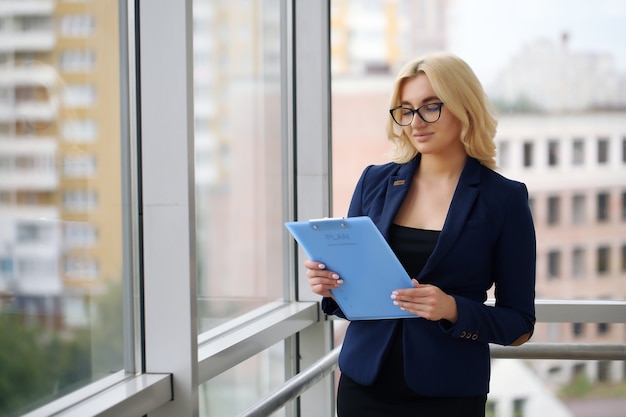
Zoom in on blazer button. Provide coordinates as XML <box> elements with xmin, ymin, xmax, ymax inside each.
<box><xmin>472</xmin><ymin>334</ymin><xmax>478</xmax><ymax>341</ymax></box>
<box><xmin>460</xmin><ymin>331</ymin><xmax>466</xmax><ymax>338</ymax></box>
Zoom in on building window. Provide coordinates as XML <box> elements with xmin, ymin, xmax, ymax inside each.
<box><xmin>548</xmin><ymin>250</ymin><xmax>560</xmax><ymax>279</ymax></box>
<box><xmin>597</xmin><ymin>246</ymin><xmax>610</xmax><ymax>275</ymax></box>
<box><xmin>597</xmin><ymin>192</ymin><xmax>610</xmax><ymax>222</ymax></box>
<box><xmin>64</xmin><ymin>255</ymin><xmax>99</xmax><ymax>279</ymax></box>
<box><xmin>622</xmin><ymin>137</ymin><xmax>626</xmax><ymax>163</ymax></box>
<box><xmin>61</xmin><ymin>119</ymin><xmax>97</xmax><ymax>142</ymax></box>
<box><xmin>59</xmin><ymin>14</ymin><xmax>95</xmax><ymax>37</ymax></box>
<box><xmin>513</xmin><ymin>398</ymin><xmax>527</xmax><ymax>417</ymax></box>
<box><xmin>597</xmin><ymin>322</ymin><xmax>610</xmax><ymax>335</ymax></box>
<box><xmin>63</xmin><ymin>154</ymin><xmax>97</xmax><ymax>177</ymax></box>
<box><xmin>597</xmin><ymin>138</ymin><xmax>609</xmax><ymax>164</ymax></box>
<box><xmin>572</xmin><ymin>138</ymin><xmax>585</xmax><ymax>165</ymax></box>
<box><xmin>59</xmin><ymin>49</ymin><xmax>96</xmax><ymax>72</ymax></box>
<box><xmin>523</xmin><ymin>141</ymin><xmax>533</xmax><ymax>167</ymax></box>
<box><xmin>547</xmin><ymin>140</ymin><xmax>559</xmax><ymax>167</ymax></box>
<box><xmin>572</xmin><ymin>247</ymin><xmax>585</xmax><ymax>278</ymax></box>
<box><xmin>547</xmin><ymin>195</ymin><xmax>560</xmax><ymax>225</ymax></box>
<box><xmin>63</xmin><ymin>189</ymin><xmax>98</xmax><ymax>212</ymax></box>
<box><xmin>621</xmin><ymin>244</ymin><xmax>626</xmax><ymax>273</ymax></box>
<box><xmin>622</xmin><ymin>191</ymin><xmax>626</xmax><ymax>220</ymax></box>
<box><xmin>64</xmin><ymin>222</ymin><xmax>98</xmax><ymax>247</ymax></box>
<box><xmin>573</xmin><ymin>322</ymin><xmax>584</xmax><ymax>337</ymax></box>
<box><xmin>572</xmin><ymin>194</ymin><xmax>586</xmax><ymax>224</ymax></box>
<box><xmin>62</xmin><ymin>84</ymin><xmax>97</xmax><ymax>107</ymax></box>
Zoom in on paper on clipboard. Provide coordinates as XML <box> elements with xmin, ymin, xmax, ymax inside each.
<box><xmin>285</xmin><ymin>216</ymin><xmax>417</xmax><ymax>320</ymax></box>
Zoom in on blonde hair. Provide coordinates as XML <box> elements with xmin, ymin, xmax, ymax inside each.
<box><xmin>386</xmin><ymin>52</ymin><xmax>498</xmax><ymax>169</ymax></box>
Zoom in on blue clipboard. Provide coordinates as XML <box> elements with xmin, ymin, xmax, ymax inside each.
<box><xmin>285</xmin><ymin>216</ymin><xmax>417</xmax><ymax>320</ymax></box>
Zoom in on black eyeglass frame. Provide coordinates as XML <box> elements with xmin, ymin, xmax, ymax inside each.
<box><xmin>389</xmin><ymin>102</ymin><xmax>444</xmax><ymax>126</ymax></box>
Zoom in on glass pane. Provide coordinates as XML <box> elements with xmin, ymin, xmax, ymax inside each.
<box><xmin>330</xmin><ymin>0</ymin><xmax>626</xmax><ymax>414</ymax></box>
<box><xmin>199</xmin><ymin>342</ymin><xmax>287</xmax><ymax>417</ymax></box>
<box><xmin>0</xmin><ymin>1</ymin><xmax>128</xmax><ymax>415</ymax></box>
<box><xmin>193</xmin><ymin>0</ymin><xmax>284</xmax><ymax>333</ymax></box>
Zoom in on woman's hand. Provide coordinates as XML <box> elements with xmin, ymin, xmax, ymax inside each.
<box><xmin>391</xmin><ymin>279</ymin><xmax>458</xmax><ymax>322</ymax></box>
<box><xmin>304</xmin><ymin>259</ymin><xmax>343</xmax><ymax>298</ymax></box>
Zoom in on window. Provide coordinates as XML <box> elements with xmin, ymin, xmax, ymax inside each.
<box><xmin>622</xmin><ymin>191</ymin><xmax>626</xmax><ymax>220</ymax></box>
<box><xmin>523</xmin><ymin>141</ymin><xmax>533</xmax><ymax>167</ymax></box>
<box><xmin>62</xmin><ymin>84</ymin><xmax>97</xmax><ymax>107</ymax></box>
<box><xmin>0</xmin><ymin>2</ymin><xmax>126</xmax><ymax>414</ymax></box>
<box><xmin>622</xmin><ymin>137</ymin><xmax>626</xmax><ymax>163</ymax></box>
<box><xmin>194</xmin><ymin>0</ymin><xmax>284</xmax><ymax>335</ymax></box>
<box><xmin>597</xmin><ymin>322</ymin><xmax>610</xmax><ymax>335</ymax></box>
<box><xmin>573</xmin><ymin>322</ymin><xmax>585</xmax><ymax>337</ymax></box>
<box><xmin>572</xmin><ymin>194</ymin><xmax>586</xmax><ymax>224</ymax></box>
<box><xmin>59</xmin><ymin>14</ymin><xmax>95</xmax><ymax>37</ymax></box>
<box><xmin>61</xmin><ymin>119</ymin><xmax>97</xmax><ymax>142</ymax></box>
<box><xmin>547</xmin><ymin>195</ymin><xmax>560</xmax><ymax>225</ymax></box>
<box><xmin>572</xmin><ymin>247</ymin><xmax>586</xmax><ymax>278</ymax></box>
<box><xmin>513</xmin><ymin>397</ymin><xmax>527</xmax><ymax>417</ymax></box>
<box><xmin>572</xmin><ymin>138</ymin><xmax>585</xmax><ymax>165</ymax></box>
<box><xmin>597</xmin><ymin>246</ymin><xmax>611</xmax><ymax>275</ymax></box>
<box><xmin>597</xmin><ymin>138</ymin><xmax>609</xmax><ymax>164</ymax></box>
<box><xmin>63</xmin><ymin>154</ymin><xmax>97</xmax><ymax>177</ymax></box>
<box><xmin>597</xmin><ymin>192</ymin><xmax>610</xmax><ymax>222</ymax></box>
<box><xmin>64</xmin><ymin>222</ymin><xmax>98</xmax><ymax>247</ymax></box>
<box><xmin>548</xmin><ymin>140</ymin><xmax>559</xmax><ymax>167</ymax></box>
<box><xmin>548</xmin><ymin>250</ymin><xmax>561</xmax><ymax>279</ymax></box>
<box><xmin>63</xmin><ymin>189</ymin><xmax>98</xmax><ymax>212</ymax></box>
<box><xmin>64</xmin><ymin>255</ymin><xmax>99</xmax><ymax>279</ymax></box>
<box><xmin>622</xmin><ymin>244</ymin><xmax>626</xmax><ymax>272</ymax></box>
<box><xmin>59</xmin><ymin>49</ymin><xmax>96</xmax><ymax>72</ymax></box>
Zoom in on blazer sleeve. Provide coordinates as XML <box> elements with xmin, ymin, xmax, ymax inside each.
<box><xmin>442</xmin><ymin>182</ymin><xmax>536</xmax><ymax>346</ymax></box>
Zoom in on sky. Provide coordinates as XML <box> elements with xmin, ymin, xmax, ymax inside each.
<box><xmin>446</xmin><ymin>0</ymin><xmax>626</xmax><ymax>82</ymax></box>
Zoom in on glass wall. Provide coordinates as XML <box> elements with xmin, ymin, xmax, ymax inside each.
<box><xmin>0</xmin><ymin>1</ymin><xmax>130</xmax><ymax>416</ymax></box>
<box><xmin>193</xmin><ymin>0</ymin><xmax>286</xmax><ymax>332</ymax></box>
<box><xmin>330</xmin><ymin>0</ymin><xmax>626</xmax><ymax>415</ymax></box>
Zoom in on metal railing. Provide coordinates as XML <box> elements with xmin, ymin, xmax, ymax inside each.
<box><xmin>237</xmin><ymin>300</ymin><xmax>626</xmax><ymax>417</ymax></box>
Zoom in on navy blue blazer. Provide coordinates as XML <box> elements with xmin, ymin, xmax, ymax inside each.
<box><xmin>322</xmin><ymin>156</ymin><xmax>536</xmax><ymax>397</ymax></box>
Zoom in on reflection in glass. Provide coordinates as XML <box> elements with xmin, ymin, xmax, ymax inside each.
<box><xmin>0</xmin><ymin>1</ymin><xmax>127</xmax><ymax>415</ymax></box>
<box><xmin>193</xmin><ymin>0</ymin><xmax>284</xmax><ymax>333</ymax></box>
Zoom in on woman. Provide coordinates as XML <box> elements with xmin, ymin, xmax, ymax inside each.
<box><xmin>305</xmin><ymin>52</ymin><xmax>536</xmax><ymax>416</ymax></box>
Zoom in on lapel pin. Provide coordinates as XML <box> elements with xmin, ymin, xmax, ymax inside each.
<box><xmin>393</xmin><ymin>180</ymin><xmax>406</xmax><ymax>186</ymax></box>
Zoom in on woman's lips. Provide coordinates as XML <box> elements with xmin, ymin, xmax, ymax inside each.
<box><xmin>413</xmin><ymin>132</ymin><xmax>433</xmax><ymax>142</ymax></box>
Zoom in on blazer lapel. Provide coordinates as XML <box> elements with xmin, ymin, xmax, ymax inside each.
<box><xmin>378</xmin><ymin>157</ymin><xmax>420</xmax><ymax>238</ymax></box>
<box><xmin>419</xmin><ymin>158</ymin><xmax>481</xmax><ymax>278</ymax></box>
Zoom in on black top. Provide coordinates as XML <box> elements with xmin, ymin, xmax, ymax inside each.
<box><xmin>378</xmin><ymin>224</ymin><xmax>440</xmax><ymax>393</ymax></box>
<box><xmin>388</xmin><ymin>224</ymin><xmax>440</xmax><ymax>278</ymax></box>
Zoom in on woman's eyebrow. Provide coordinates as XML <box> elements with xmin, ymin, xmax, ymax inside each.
<box><xmin>400</xmin><ymin>96</ymin><xmax>440</xmax><ymax>107</ymax></box>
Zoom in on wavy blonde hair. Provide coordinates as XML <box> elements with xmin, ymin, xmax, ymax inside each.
<box><xmin>386</xmin><ymin>52</ymin><xmax>498</xmax><ymax>169</ymax></box>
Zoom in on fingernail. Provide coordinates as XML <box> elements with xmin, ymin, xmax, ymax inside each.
<box><xmin>319</xmin><ymin>263</ymin><xmax>326</xmax><ymax>269</ymax></box>
<box><xmin>331</xmin><ymin>273</ymin><xmax>339</xmax><ymax>279</ymax></box>
<box><xmin>390</xmin><ymin>291</ymin><xmax>397</xmax><ymax>299</ymax></box>
<box><xmin>336</xmin><ymin>279</ymin><xmax>344</xmax><ymax>285</ymax></box>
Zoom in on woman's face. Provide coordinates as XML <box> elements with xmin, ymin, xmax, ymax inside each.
<box><xmin>399</xmin><ymin>73</ymin><xmax>464</xmax><ymax>157</ymax></box>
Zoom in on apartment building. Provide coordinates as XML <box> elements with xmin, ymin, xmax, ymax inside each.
<box><xmin>0</xmin><ymin>1</ymin><xmax>122</xmax><ymax>327</ymax></box>
<box><xmin>496</xmin><ymin>112</ymin><xmax>626</xmax><ymax>387</ymax></box>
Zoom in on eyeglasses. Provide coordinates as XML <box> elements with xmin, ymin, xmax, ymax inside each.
<box><xmin>389</xmin><ymin>102</ymin><xmax>444</xmax><ymax>126</ymax></box>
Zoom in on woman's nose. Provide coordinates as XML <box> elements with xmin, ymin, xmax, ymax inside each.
<box><xmin>410</xmin><ymin>112</ymin><xmax>426</xmax><ymax>127</ymax></box>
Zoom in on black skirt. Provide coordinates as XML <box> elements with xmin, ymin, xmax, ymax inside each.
<box><xmin>336</xmin><ymin>324</ymin><xmax>486</xmax><ymax>417</ymax></box>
